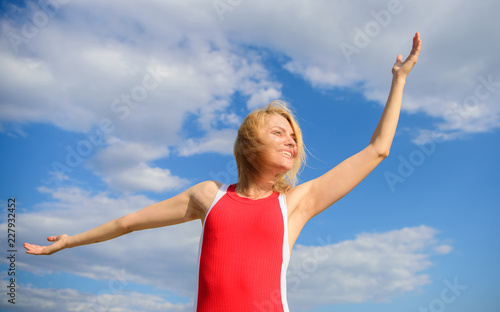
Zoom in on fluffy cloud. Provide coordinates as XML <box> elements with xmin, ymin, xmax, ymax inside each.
<box><xmin>434</xmin><ymin>244</ymin><xmax>453</xmax><ymax>255</ymax></box>
<box><xmin>177</xmin><ymin>129</ymin><xmax>237</xmax><ymax>156</ymax></box>
<box><xmin>0</xmin><ymin>281</ymin><xmax>191</xmax><ymax>312</ymax></box>
<box><xmin>287</xmin><ymin>225</ymin><xmax>448</xmax><ymax>310</ymax></box>
<box><xmin>87</xmin><ymin>138</ymin><xmax>188</xmax><ymax>192</ymax></box>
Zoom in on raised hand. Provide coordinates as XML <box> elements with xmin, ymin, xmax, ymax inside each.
<box><xmin>24</xmin><ymin>234</ymin><xmax>69</xmax><ymax>255</ymax></box>
<box><xmin>392</xmin><ymin>32</ymin><xmax>421</xmax><ymax>79</ymax></box>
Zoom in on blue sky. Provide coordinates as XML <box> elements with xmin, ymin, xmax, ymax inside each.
<box><xmin>1</xmin><ymin>0</ymin><xmax>499</xmax><ymax>311</ymax></box>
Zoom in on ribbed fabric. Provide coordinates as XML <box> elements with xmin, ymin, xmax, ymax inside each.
<box><xmin>194</xmin><ymin>184</ymin><xmax>290</xmax><ymax>312</ymax></box>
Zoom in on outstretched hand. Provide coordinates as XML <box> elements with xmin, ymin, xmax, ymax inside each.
<box><xmin>24</xmin><ymin>234</ymin><xmax>69</xmax><ymax>255</ymax></box>
<box><xmin>392</xmin><ymin>32</ymin><xmax>421</xmax><ymax>79</ymax></box>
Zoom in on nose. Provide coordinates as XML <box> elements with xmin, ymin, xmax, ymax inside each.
<box><xmin>285</xmin><ymin>135</ymin><xmax>296</xmax><ymax>147</ymax></box>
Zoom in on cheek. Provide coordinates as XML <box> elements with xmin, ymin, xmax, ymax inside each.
<box><xmin>259</xmin><ymin>147</ymin><xmax>279</xmax><ymax>166</ymax></box>
<box><xmin>268</xmin><ymin>137</ymin><xmax>282</xmax><ymax>149</ymax></box>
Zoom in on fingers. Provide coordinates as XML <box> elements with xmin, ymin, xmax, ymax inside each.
<box><xmin>24</xmin><ymin>242</ymin><xmax>41</xmax><ymax>255</ymax></box>
<box><xmin>397</xmin><ymin>33</ymin><xmax>421</xmax><ymax>63</ymax></box>
<box><xmin>401</xmin><ymin>33</ymin><xmax>421</xmax><ymax>65</ymax></box>
<box><xmin>411</xmin><ymin>32</ymin><xmax>422</xmax><ymax>57</ymax></box>
<box><xmin>392</xmin><ymin>33</ymin><xmax>421</xmax><ymax>77</ymax></box>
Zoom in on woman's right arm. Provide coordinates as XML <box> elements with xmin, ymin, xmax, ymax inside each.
<box><xmin>24</xmin><ymin>180</ymin><xmax>221</xmax><ymax>255</ymax></box>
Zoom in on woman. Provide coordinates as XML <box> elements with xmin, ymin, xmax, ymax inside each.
<box><xmin>25</xmin><ymin>33</ymin><xmax>421</xmax><ymax>311</ymax></box>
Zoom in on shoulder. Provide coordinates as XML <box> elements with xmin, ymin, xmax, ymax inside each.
<box><xmin>188</xmin><ymin>180</ymin><xmax>224</xmax><ymax>212</ymax></box>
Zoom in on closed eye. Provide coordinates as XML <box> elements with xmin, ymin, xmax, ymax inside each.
<box><xmin>270</xmin><ymin>126</ymin><xmax>296</xmax><ymax>143</ymax></box>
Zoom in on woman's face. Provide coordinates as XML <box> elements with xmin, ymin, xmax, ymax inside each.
<box><xmin>258</xmin><ymin>114</ymin><xmax>298</xmax><ymax>174</ymax></box>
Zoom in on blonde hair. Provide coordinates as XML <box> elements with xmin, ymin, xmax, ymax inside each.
<box><xmin>234</xmin><ymin>100</ymin><xmax>306</xmax><ymax>194</ymax></box>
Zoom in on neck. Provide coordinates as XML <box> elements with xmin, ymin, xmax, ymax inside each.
<box><xmin>235</xmin><ymin>175</ymin><xmax>276</xmax><ymax>199</ymax></box>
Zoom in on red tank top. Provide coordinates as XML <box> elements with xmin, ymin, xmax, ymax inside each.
<box><xmin>194</xmin><ymin>184</ymin><xmax>290</xmax><ymax>311</ymax></box>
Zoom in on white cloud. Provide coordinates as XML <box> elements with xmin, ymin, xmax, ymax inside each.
<box><xmin>87</xmin><ymin>138</ymin><xmax>188</xmax><ymax>193</ymax></box>
<box><xmin>410</xmin><ymin>128</ymin><xmax>463</xmax><ymax>145</ymax></box>
<box><xmin>434</xmin><ymin>245</ymin><xmax>453</xmax><ymax>255</ymax></box>
<box><xmin>177</xmin><ymin>129</ymin><xmax>237</xmax><ymax>156</ymax></box>
<box><xmin>93</xmin><ymin>137</ymin><xmax>170</xmax><ymax>165</ymax></box>
<box><xmin>287</xmin><ymin>225</ymin><xmax>447</xmax><ymax>310</ymax></box>
<box><xmin>105</xmin><ymin>163</ymin><xmax>188</xmax><ymax>193</ymax></box>
<box><xmin>247</xmin><ymin>87</ymin><xmax>282</xmax><ymax>109</ymax></box>
<box><xmin>0</xmin><ymin>281</ymin><xmax>192</xmax><ymax>312</ymax></box>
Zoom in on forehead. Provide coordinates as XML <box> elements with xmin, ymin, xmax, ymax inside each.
<box><xmin>263</xmin><ymin>114</ymin><xmax>294</xmax><ymax>132</ymax></box>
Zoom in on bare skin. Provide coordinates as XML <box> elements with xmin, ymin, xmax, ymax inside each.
<box><xmin>24</xmin><ymin>33</ymin><xmax>421</xmax><ymax>256</ymax></box>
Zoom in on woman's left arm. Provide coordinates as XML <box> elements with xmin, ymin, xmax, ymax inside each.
<box><xmin>289</xmin><ymin>33</ymin><xmax>421</xmax><ymax>221</ymax></box>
